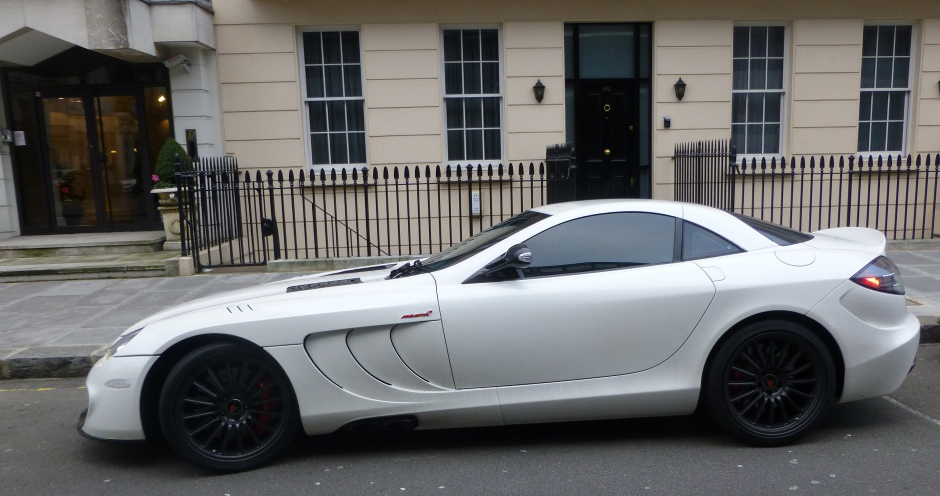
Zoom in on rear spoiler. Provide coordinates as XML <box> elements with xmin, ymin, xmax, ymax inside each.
<box><xmin>808</xmin><ymin>227</ymin><xmax>887</xmax><ymax>255</ymax></box>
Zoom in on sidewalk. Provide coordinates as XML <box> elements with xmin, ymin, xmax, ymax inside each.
<box><xmin>0</xmin><ymin>251</ymin><xmax>938</xmax><ymax>380</ymax></box>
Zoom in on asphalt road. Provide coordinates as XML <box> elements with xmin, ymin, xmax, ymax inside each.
<box><xmin>2</xmin><ymin>345</ymin><xmax>939</xmax><ymax>496</ymax></box>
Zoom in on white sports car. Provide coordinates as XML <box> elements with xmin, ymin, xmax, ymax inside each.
<box><xmin>79</xmin><ymin>200</ymin><xmax>919</xmax><ymax>472</ymax></box>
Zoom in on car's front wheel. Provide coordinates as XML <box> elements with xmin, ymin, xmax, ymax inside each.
<box><xmin>707</xmin><ymin>320</ymin><xmax>836</xmax><ymax>446</ymax></box>
<box><xmin>159</xmin><ymin>342</ymin><xmax>299</xmax><ymax>472</ymax></box>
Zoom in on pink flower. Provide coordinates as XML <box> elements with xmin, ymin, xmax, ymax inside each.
<box><xmin>152</xmin><ymin>174</ymin><xmax>159</xmax><ymax>183</ymax></box>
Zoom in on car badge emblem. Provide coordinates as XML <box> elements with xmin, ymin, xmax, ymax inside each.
<box><xmin>402</xmin><ymin>310</ymin><xmax>433</xmax><ymax>319</ymax></box>
<box><xmin>765</xmin><ymin>377</ymin><xmax>775</xmax><ymax>388</ymax></box>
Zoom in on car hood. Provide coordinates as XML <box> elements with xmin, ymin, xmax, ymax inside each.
<box><xmin>116</xmin><ymin>262</ymin><xmax>440</xmax><ymax>356</ymax></box>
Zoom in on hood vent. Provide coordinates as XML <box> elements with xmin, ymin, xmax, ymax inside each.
<box><xmin>287</xmin><ymin>277</ymin><xmax>362</xmax><ymax>293</ymax></box>
<box><xmin>332</xmin><ymin>264</ymin><xmax>395</xmax><ymax>276</ymax></box>
<box><xmin>227</xmin><ymin>304</ymin><xmax>255</xmax><ymax>314</ymax></box>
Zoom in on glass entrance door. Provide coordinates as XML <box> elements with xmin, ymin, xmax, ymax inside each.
<box><xmin>42</xmin><ymin>96</ymin><xmax>96</xmax><ymax>227</ymax></box>
<box><xmin>38</xmin><ymin>91</ymin><xmax>158</xmax><ymax>231</ymax></box>
<box><xmin>94</xmin><ymin>95</ymin><xmax>149</xmax><ymax>226</ymax></box>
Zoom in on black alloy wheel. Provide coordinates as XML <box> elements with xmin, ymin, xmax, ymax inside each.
<box><xmin>159</xmin><ymin>343</ymin><xmax>299</xmax><ymax>472</ymax></box>
<box><xmin>707</xmin><ymin>320</ymin><xmax>836</xmax><ymax>446</ymax></box>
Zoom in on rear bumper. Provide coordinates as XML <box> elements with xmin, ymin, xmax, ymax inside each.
<box><xmin>808</xmin><ymin>281</ymin><xmax>920</xmax><ymax>403</ymax></box>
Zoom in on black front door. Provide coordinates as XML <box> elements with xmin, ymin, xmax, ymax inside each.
<box><xmin>576</xmin><ymin>82</ymin><xmax>639</xmax><ymax>199</ymax></box>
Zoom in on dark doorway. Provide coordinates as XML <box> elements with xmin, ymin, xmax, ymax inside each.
<box><xmin>577</xmin><ymin>81</ymin><xmax>639</xmax><ymax>198</ymax></box>
<box><xmin>565</xmin><ymin>24</ymin><xmax>652</xmax><ymax>200</ymax></box>
<box><xmin>2</xmin><ymin>47</ymin><xmax>171</xmax><ymax>234</ymax></box>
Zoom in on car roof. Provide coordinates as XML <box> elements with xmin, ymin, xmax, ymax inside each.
<box><xmin>530</xmin><ymin>200</ymin><xmax>779</xmax><ymax>251</ymax></box>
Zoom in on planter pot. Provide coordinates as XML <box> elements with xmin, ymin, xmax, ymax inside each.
<box><xmin>151</xmin><ymin>187</ymin><xmax>181</xmax><ymax>242</ymax></box>
<box><xmin>61</xmin><ymin>201</ymin><xmax>84</xmax><ymax>226</ymax></box>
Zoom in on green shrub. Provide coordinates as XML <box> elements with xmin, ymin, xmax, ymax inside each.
<box><xmin>153</xmin><ymin>138</ymin><xmax>192</xmax><ymax>188</ymax></box>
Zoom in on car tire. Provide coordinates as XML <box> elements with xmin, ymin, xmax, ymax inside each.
<box><xmin>706</xmin><ymin>319</ymin><xmax>836</xmax><ymax>446</ymax></box>
<box><xmin>158</xmin><ymin>342</ymin><xmax>300</xmax><ymax>472</ymax></box>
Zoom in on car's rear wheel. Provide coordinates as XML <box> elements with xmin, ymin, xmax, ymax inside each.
<box><xmin>707</xmin><ymin>320</ymin><xmax>836</xmax><ymax>446</ymax></box>
<box><xmin>159</xmin><ymin>343</ymin><xmax>299</xmax><ymax>472</ymax></box>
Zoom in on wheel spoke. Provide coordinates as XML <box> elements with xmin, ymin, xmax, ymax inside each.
<box><xmin>248</xmin><ymin>416</ymin><xmax>275</xmax><ymax>433</ymax></box>
<box><xmin>188</xmin><ymin>415</ymin><xmax>219</xmax><ymax>436</ymax></box>
<box><xmin>787</xmin><ymin>378</ymin><xmax>817</xmax><ymax>385</ymax></box>
<box><xmin>201</xmin><ymin>422</ymin><xmax>225</xmax><ymax>449</ymax></box>
<box><xmin>235</xmin><ymin>423</ymin><xmax>246</xmax><ymax>453</ymax></box>
<box><xmin>249</xmin><ymin>409</ymin><xmax>284</xmax><ymax>418</ymax></box>
<box><xmin>754</xmin><ymin>344</ymin><xmax>769</xmax><ymax>369</ymax></box>
<box><xmin>740</xmin><ymin>350</ymin><xmax>761</xmax><ymax>371</ymax></box>
<box><xmin>784</xmin><ymin>386</ymin><xmax>814</xmax><ymax>399</ymax></box>
<box><xmin>219</xmin><ymin>424</ymin><xmax>231</xmax><ymax>453</ymax></box>
<box><xmin>248</xmin><ymin>381</ymin><xmax>278</xmax><ymax>401</ymax></box>
<box><xmin>192</xmin><ymin>380</ymin><xmax>220</xmax><ymax>399</ymax></box>
<box><xmin>252</xmin><ymin>395</ymin><xmax>284</xmax><ymax>406</ymax></box>
<box><xmin>224</xmin><ymin>362</ymin><xmax>236</xmax><ymax>392</ymax></box>
<box><xmin>781</xmin><ymin>393</ymin><xmax>805</xmax><ymax>414</ymax></box>
<box><xmin>730</xmin><ymin>387</ymin><xmax>759</xmax><ymax>403</ymax></box>
<box><xmin>241</xmin><ymin>368</ymin><xmax>265</xmax><ymax>394</ymax></box>
<box><xmin>784</xmin><ymin>350</ymin><xmax>805</xmax><ymax>370</ymax></box>
<box><xmin>775</xmin><ymin>342</ymin><xmax>791</xmax><ymax>368</ymax></box>
<box><xmin>184</xmin><ymin>397</ymin><xmax>216</xmax><ymax>407</ymax></box>
<box><xmin>788</xmin><ymin>363</ymin><xmax>812</xmax><ymax>376</ymax></box>
<box><xmin>731</xmin><ymin>365</ymin><xmax>757</xmax><ymax>377</ymax></box>
<box><xmin>206</xmin><ymin>368</ymin><xmax>226</xmax><ymax>396</ymax></box>
<box><xmin>183</xmin><ymin>410</ymin><xmax>217</xmax><ymax>421</ymax></box>
<box><xmin>737</xmin><ymin>395</ymin><xmax>761</xmax><ymax>416</ymax></box>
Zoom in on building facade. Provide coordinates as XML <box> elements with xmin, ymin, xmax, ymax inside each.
<box><xmin>2</xmin><ymin>0</ymin><xmax>939</xmax><ymax>241</ymax></box>
<box><xmin>0</xmin><ymin>0</ymin><xmax>222</xmax><ymax>237</ymax></box>
<box><xmin>213</xmin><ymin>0</ymin><xmax>940</xmax><ymax>192</ymax></box>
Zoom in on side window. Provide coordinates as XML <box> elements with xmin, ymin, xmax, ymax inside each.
<box><xmin>682</xmin><ymin>221</ymin><xmax>742</xmax><ymax>261</ymax></box>
<box><xmin>520</xmin><ymin>213</ymin><xmax>676</xmax><ymax>278</ymax></box>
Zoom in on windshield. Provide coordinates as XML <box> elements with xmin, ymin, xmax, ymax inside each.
<box><xmin>416</xmin><ymin>210</ymin><xmax>550</xmax><ymax>273</ymax></box>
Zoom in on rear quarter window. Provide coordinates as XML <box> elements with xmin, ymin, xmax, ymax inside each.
<box><xmin>732</xmin><ymin>213</ymin><xmax>814</xmax><ymax>246</ymax></box>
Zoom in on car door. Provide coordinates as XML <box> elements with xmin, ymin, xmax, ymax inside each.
<box><xmin>436</xmin><ymin>212</ymin><xmax>717</xmax><ymax>389</ymax></box>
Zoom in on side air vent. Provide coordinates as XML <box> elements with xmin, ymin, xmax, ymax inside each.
<box><xmin>287</xmin><ymin>277</ymin><xmax>362</xmax><ymax>293</ymax></box>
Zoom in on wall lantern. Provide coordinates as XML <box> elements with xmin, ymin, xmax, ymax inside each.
<box><xmin>674</xmin><ymin>78</ymin><xmax>687</xmax><ymax>101</ymax></box>
<box><xmin>533</xmin><ymin>79</ymin><xmax>545</xmax><ymax>103</ymax></box>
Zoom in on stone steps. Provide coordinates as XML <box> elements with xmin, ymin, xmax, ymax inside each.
<box><xmin>0</xmin><ymin>231</ymin><xmax>177</xmax><ymax>282</ymax></box>
<box><xmin>0</xmin><ymin>231</ymin><xmax>166</xmax><ymax>258</ymax></box>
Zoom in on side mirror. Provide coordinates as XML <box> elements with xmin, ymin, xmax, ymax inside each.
<box><xmin>483</xmin><ymin>243</ymin><xmax>532</xmax><ymax>276</ymax></box>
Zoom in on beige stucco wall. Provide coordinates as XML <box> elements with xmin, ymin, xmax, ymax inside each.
<box><xmin>918</xmin><ymin>19</ymin><xmax>940</xmax><ymax>155</ymax></box>
<box><xmin>212</xmin><ymin>0</ymin><xmax>940</xmax><ymax>200</ymax></box>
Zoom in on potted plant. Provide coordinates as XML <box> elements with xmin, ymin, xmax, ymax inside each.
<box><xmin>151</xmin><ymin>138</ymin><xmax>192</xmax><ymax>244</ymax></box>
<box><xmin>58</xmin><ymin>169</ymin><xmax>87</xmax><ymax>226</ymax></box>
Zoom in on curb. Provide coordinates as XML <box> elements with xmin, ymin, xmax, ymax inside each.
<box><xmin>0</xmin><ymin>345</ymin><xmax>106</xmax><ymax>380</ymax></box>
<box><xmin>2</xmin><ymin>329</ymin><xmax>938</xmax><ymax>381</ymax></box>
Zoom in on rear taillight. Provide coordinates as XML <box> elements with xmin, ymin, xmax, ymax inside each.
<box><xmin>851</xmin><ymin>256</ymin><xmax>905</xmax><ymax>295</ymax></box>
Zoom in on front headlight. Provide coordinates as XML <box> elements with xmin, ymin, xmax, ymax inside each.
<box><xmin>101</xmin><ymin>328</ymin><xmax>143</xmax><ymax>362</ymax></box>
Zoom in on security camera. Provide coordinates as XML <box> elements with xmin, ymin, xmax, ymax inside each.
<box><xmin>163</xmin><ymin>54</ymin><xmax>191</xmax><ymax>72</ymax></box>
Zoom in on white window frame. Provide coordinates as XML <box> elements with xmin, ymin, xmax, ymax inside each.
<box><xmin>731</xmin><ymin>24</ymin><xmax>789</xmax><ymax>161</ymax></box>
<box><xmin>857</xmin><ymin>22</ymin><xmax>915</xmax><ymax>158</ymax></box>
<box><xmin>440</xmin><ymin>26</ymin><xmax>505</xmax><ymax>168</ymax></box>
<box><xmin>297</xmin><ymin>27</ymin><xmax>368</xmax><ymax>173</ymax></box>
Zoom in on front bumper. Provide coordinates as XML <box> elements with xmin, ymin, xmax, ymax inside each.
<box><xmin>80</xmin><ymin>355</ymin><xmax>159</xmax><ymax>441</ymax></box>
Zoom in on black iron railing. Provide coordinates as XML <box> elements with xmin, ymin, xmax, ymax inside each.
<box><xmin>675</xmin><ymin>140</ymin><xmax>940</xmax><ymax>240</ymax></box>
<box><xmin>178</xmin><ymin>161</ymin><xmax>575</xmax><ymax>270</ymax></box>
